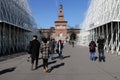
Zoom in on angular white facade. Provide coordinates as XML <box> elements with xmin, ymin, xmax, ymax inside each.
<box><xmin>82</xmin><ymin>0</ymin><xmax>120</xmax><ymax>30</ymax></box>
<box><xmin>80</xmin><ymin>0</ymin><xmax>120</xmax><ymax>54</ymax></box>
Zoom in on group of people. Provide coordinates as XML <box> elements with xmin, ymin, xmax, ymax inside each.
<box><xmin>28</xmin><ymin>34</ymin><xmax>105</xmax><ymax>73</ymax></box>
<box><xmin>28</xmin><ymin>35</ymin><xmax>64</xmax><ymax>72</ymax></box>
<box><xmin>89</xmin><ymin>36</ymin><xmax>105</xmax><ymax>62</ymax></box>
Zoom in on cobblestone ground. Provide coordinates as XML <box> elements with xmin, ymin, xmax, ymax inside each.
<box><xmin>0</xmin><ymin>44</ymin><xmax>120</xmax><ymax>80</ymax></box>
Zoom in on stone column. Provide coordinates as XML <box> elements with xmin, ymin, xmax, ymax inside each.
<box><xmin>118</xmin><ymin>22</ymin><xmax>120</xmax><ymax>55</ymax></box>
<box><xmin>0</xmin><ymin>23</ymin><xmax>1</xmax><ymax>56</ymax></box>
<box><xmin>106</xmin><ymin>24</ymin><xmax>109</xmax><ymax>52</ymax></box>
<box><xmin>111</xmin><ymin>22</ymin><xmax>114</xmax><ymax>54</ymax></box>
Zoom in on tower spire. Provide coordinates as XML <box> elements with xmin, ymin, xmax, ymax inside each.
<box><xmin>58</xmin><ymin>4</ymin><xmax>64</xmax><ymax>21</ymax></box>
<box><xmin>54</xmin><ymin>4</ymin><xmax>68</xmax><ymax>41</ymax></box>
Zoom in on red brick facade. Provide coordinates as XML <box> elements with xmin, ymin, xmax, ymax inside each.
<box><xmin>54</xmin><ymin>4</ymin><xmax>67</xmax><ymax>40</ymax></box>
<box><xmin>38</xmin><ymin>4</ymin><xmax>80</xmax><ymax>41</ymax></box>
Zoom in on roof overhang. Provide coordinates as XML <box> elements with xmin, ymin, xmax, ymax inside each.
<box><xmin>0</xmin><ymin>20</ymin><xmax>32</xmax><ymax>31</ymax></box>
<box><xmin>88</xmin><ymin>20</ymin><xmax>120</xmax><ymax>31</ymax></box>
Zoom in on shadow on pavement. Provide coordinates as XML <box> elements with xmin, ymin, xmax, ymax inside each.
<box><xmin>0</xmin><ymin>52</ymin><xmax>27</xmax><ymax>62</ymax></box>
<box><xmin>49</xmin><ymin>63</ymin><xmax>65</xmax><ymax>73</ymax></box>
<box><xmin>54</xmin><ymin>55</ymin><xmax>71</xmax><ymax>60</ymax></box>
<box><xmin>63</xmin><ymin>55</ymin><xmax>71</xmax><ymax>59</ymax></box>
<box><xmin>0</xmin><ymin>67</ymin><xmax>16</xmax><ymax>75</ymax></box>
<box><xmin>38</xmin><ymin>60</ymin><xmax>57</xmax><ymax>69</ymax></box>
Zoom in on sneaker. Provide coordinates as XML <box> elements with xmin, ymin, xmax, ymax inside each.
<box><xmin>99</xmin><ymin>60</ymin><xmax>101</xmax><ymax>62</ymax></box>
<box><xmin>51</xmin><ymin>58</ymin><xmax>54</xmax><ymax>60</ymax></box>
<box><xmin>35</xmin><ymin>65</ymin><xmax>38</xmax><ymax>69</ymax></box>
<box><xmin>103</xmin><ymin>59</ymin><xmax>105</xmax><ymax>62</ymax></box>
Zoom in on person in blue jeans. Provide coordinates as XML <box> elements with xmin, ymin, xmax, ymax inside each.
<box><xmin>89</xmin><ymin>40</ymin><xmax>96</xmax><ymax>61</ymax></box>
<box><xmin>97</xmin><ymin>36</ymin><xmax>105</xmax><ymax>62</ymax></box>
<box><xmin>57</xmin><ymin>40</ymin><xmax>63</xmax><ymax>59</ymax></box>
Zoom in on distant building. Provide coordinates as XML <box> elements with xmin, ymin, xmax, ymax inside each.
<box><xmin>38</xmin><ymin>4</ymin><xmax>80</xmax><ymax>42</ymax></box>
<box><xmin>54</xmin><ymin>4</ymin><xmax>67</xmax><ymax>41</ymax></box>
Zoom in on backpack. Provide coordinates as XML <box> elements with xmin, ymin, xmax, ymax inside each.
<box><xmin>89</xmin><ymin>43</ymin><xmax>95</xmax><ymax>50</ymax></box>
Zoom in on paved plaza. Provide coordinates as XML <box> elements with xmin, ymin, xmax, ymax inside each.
<box><xmin>0</xmin><ymin>44</ymin><xmax>120</xmax><ymax>80</ymax></box>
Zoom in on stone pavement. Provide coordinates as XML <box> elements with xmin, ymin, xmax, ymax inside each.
<box><xmin>0</xmin><ymin>44</ymin><xmax>120</xmax><ymax>80</ymax></box>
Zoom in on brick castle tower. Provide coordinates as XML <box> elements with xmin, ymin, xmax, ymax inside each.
<box><xmin>55</xmin><ymin>4</ymin><xmax>67</xmax><ymax>41</ymax></box>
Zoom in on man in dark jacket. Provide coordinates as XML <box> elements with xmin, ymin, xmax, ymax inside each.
<box><xmin>29</xmin><ymin>35</ymin><xmax>40</xmax><ymax>70</ymax></box>
<box><xmin>97</xmin><ymin>36</ymin><xmax>105</xmax><ymax>62</ymax></box>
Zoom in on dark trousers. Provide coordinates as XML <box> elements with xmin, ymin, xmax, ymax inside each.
<box><xmin>58</xmin><ymin>50</ymin><xmax>63</xmax><ymax>58</ymax></box>
<box><xmin>98</xmin><ymin>49</ymin><xmax>105</xmax><ymax>62</ymax></box>
<box><xmin>72</xmin><ymin>42</ymin><xmax>74</xmax><ymax>47</ymax></box>
<box><xmin>43</xmin><ymin>59</ymin><xmax>48</xmax><ymax>69</ymax></box>
<box><xmin>31</xmin><ymin>57</ymin><xmax>39</xmax><ymax>67</ymax></box>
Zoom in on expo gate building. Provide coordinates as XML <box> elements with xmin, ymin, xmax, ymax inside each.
<box><xmin>82</xmin><ymin>0</ymin><xmax>120</xmax><ymax>55</ymax></box>
<box><xmin>0</xmin><ymin>0</ymin><xmax>37</xmax><ymax>56</ymax></box>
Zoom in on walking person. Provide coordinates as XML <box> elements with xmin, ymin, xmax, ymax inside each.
<box><xmin>72</xmin><ymin>40</ymin><xmax>74</xmax><ymax>47</ymax></box>
<box><xmin>40</xmin><ymin>38</ymin><xmax>50</xmax><ymax>72</ymax></box>
<box><xmin>57</xmin><ymin>40</ymin><xmax>64</xmax><ymax>59</ymax></box>
<box><xmin>89</xmin><ymin>40</ymin><xmax>96</xmax><ymax>61</ymax></box>
<box><xmin>49</xmin><ymin>38</ymin><xmax>56</xmax><ymax>60</ymax></box>
<box><xmin>97</xmin><ymin>36</ymin><xmax>105</xmax><ymax>62</ymax></box>
<box><xmin>28</xmin><ymin>35</ymin><xmax>40</xmax><ymax>70</ymax></box>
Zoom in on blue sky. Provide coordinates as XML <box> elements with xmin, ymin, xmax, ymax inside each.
<box><xmin>28</xmin><ymin>0</ymin><xmax>90</xmax><ymax>29</ymax></box>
